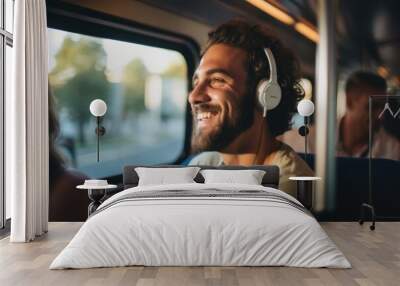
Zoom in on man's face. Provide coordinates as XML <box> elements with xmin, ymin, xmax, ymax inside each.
<box><xmin>347</xmin><ymin>88</ymin><xmax>385</xmax><ymax>133</ymax></box>
<box><xmin>189</xmin><ymin>44</ymin><xmax>254</xmax><ymax>153</ymax></box>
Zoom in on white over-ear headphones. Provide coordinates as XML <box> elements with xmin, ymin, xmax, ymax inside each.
<box><xmin>257</xmin><ymin>48</ymin><xmax>282</xmax><ymax>117</ymax></box>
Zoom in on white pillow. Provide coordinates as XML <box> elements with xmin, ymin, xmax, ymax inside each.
<box><xmin>135</xmin><ymin>167</ymin><xmax>201</xmax><ymax>186</ymax></box>
<box><xmin>200</xmin><ymin>169</ymin><xmax>266</xmax><ymax>185</ymax></box>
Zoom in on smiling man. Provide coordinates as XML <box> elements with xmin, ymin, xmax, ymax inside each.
<box><xmin>188</xmin><ymin>20</ymin><xmax>313</xmax><ymax>197</ymax></box>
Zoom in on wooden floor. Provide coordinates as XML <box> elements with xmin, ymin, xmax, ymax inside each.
<box><xmin>0</xmin><ymin>222</ymin><xmax>399</xmax><ymax>286</ymax></box>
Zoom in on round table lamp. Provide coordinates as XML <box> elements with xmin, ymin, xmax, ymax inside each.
<box><xmin>90</xmin><ymin>99</ymin><xmax>107</xmax><ymax>117</ymax></box>
<box><xmin>297</xmin><ymin>99</ymin><xmax>314</xmax><ymax>117</ymax></box>
<box><xmin>89</xmin><ymin>99</ymin><xmax>107</xmax><ymax>162</ymax></box>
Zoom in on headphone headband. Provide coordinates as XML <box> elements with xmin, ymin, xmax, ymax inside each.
<box><xmin>263</xmin><ymin>48</ymin><xmax>278</xmax><ymax>83</ymax></box>
<box><xmin>257</xmin><ymin>47</ymin><xmax>282</xmax><ymax>117</ymax></box>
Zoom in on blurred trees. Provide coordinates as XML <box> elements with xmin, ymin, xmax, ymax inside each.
<box><xmin>121</xmin><ymin>58</ymin><xmax>148</xmax><ymax>116</ymax></box>
<box><xmin>49</xmin><ymin>37</ymin><xmax>110</xmax><ymax>145</ymax></box>
<box><xmin>160</xmin><ymin>61</ymin><xmax>187</xmax><ymax>120</ymax></box>
<box><xmin>162</xmin><ymin>61</ymin><xmax>186</xmax><ymax>78</ymax></box>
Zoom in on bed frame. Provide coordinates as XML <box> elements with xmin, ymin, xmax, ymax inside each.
<box><xmin>122</xmin><ymin>165</ymin><xmax>280</xmax><ymax>189</ymax></box>
<box><xmin>96</xmin><ymin>165</ymin><xmax>280</xmax><ymax>212</ymax></box>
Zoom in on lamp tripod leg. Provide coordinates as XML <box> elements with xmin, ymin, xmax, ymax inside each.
<box><xmin>359</xmin><ymin>203</ymin><xmax>375</xmax><ymax>231</ymax></box>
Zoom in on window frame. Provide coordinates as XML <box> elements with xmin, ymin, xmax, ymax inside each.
<box><xmin>47</xmin><ymin>1</ymin><xmax>199</xmax><ymax>178</ymax></box>
<box><xmin>1</xmin><ymin>0</ymin><xmax>14</xmax><ymax>231</ymax></box>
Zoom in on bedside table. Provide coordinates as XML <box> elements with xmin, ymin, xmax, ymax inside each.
<box><xmin>289</xmin><ymin>176</ymin><xmax>321</xmax><ymax>210</ymax></box>
<box><xmin>76</xmin><ymin>184</ymin><xmax>117</xmax><ymax>217</ymax></box>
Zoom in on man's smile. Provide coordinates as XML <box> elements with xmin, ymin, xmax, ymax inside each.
<box><xmin>192</xmin><ymin>102</ymin><xmax>222</xmax><ymax>129</ymax></box>
<box><xmin>195</xmin><ymin>110</ymin><xmax>220</xmax><ymax>128</ymax></box>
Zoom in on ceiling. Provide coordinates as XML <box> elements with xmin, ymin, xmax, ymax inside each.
<box><xmin>139</xmin><ymin>0</ymin><xmax>400</xmax><ymax>86</ymax></box>
<box><xmin>139</xmin><ymin>0</ymin><xmax>316</xmax><ymax>76</ymax></box>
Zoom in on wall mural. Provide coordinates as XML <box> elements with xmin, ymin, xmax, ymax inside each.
<box><xmin>48</xmin><ymin>23</ymin><xmax>400</xmax><ymax>222</ymax></box>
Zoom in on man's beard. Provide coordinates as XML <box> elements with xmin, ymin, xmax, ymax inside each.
<box><xmin>191</xmin><ymin>95</ymin><xmax>254</xmax><ymax>153</ymax></box>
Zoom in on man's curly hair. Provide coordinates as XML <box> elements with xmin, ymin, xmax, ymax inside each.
<box><xmin>202</xmin><ymin>20</ymin><xmax>304</xmax><ymax>136</ymax></box>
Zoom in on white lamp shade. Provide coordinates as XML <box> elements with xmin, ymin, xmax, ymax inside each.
<box><xmin>297</xmin><ymin>99</ymin><xmax>315</xmax><ymax>117</ymax></box>
<box><xmin>90</xmin><ymin>99</ymin><xmax>107</xmax><ymax>117</ymax></box>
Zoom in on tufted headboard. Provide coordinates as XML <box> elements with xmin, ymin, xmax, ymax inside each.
<box><xmin>123</xmin><ymin>165</ymin><xmax>280</xmax><ymax>189</ymax></box>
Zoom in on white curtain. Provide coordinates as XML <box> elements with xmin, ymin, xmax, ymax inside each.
<box><xmin>7</xmin><ymin>0</ymin><xmax>49</xmax><ymax>242</ymax></box>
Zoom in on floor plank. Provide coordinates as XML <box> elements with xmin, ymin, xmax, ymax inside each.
<box><xmin>0</xmin><ymin>222</ymin><xmax>399</xmax><ymax>286</ymax></box>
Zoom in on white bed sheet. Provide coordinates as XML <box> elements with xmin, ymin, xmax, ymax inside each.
<box><xmin>50</xmin><ymin>183</ymin><xmax>350</xmax><ymax>269</ymax></box>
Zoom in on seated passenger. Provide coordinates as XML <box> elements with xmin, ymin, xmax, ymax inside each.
<box><xmin>279</xmin><ymin>71</ymin><xmax>400</xmax><ymax>160</ymax></box>
<box><xmin>188</xmin><ymin>20</ymin><xmax>313</xmax><ymax>197</ymax></box>
<box><xmin>49</xmin><ymin>90</ymin><xmax>89</xmax><ymax>221</ymax></box>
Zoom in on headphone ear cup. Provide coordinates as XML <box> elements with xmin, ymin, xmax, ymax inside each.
<box><xmin>257</xmin><ymin>80</ymin><xmax>282</xmax><ymax>117</ymax></box>
<box><xmin>264</xmin><ymin>82</ymin><xmax>282</xmax><ymax>110</ymax></box>
<box><xmin>257</xmin><ymin>80</ymin><xmax>268</xmax><ymax>110</ymax></box>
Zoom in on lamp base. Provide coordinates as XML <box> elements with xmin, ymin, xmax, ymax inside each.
<box><xmin>95</xmin><ymin>126</ymin><xmax>106</xmax><ymax>136</ymax></box>
<box><xmin>298</xmin><ymin>125</ymin><xmax>309</xmax><ymax>136</ymax></box>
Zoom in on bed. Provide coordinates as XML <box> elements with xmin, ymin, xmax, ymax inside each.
<box><xmin>50</xmin><ymin>165</ymin><xmax>350</xmax><ymax>269</ymax></box>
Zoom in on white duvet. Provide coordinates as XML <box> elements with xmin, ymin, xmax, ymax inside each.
<box><xmin>50</xmin><ymin>183</ymin><xmax>350</xmax><ymax>269</ymax></box>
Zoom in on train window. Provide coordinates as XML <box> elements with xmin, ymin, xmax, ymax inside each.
<box><xmin>48</xmin><ymin>28</ymin><xmax>188</xmax><ymax>178</ymax></box>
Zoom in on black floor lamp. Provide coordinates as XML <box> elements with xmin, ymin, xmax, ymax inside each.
<box><xmin>89</xmin><ymin>99</ymin><xmax>107</xmax><ymax>162</ymax></box>
<box><xmin>359</xmin><ymin>95</ymin><xmax>400</xmax><ymax>230</ymax></box>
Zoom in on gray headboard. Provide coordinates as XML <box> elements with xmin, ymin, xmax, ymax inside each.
<box><xmin>123</xmin><ymin>165</ymin><xmax>280</xmax><ymax>189</ymax></box>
